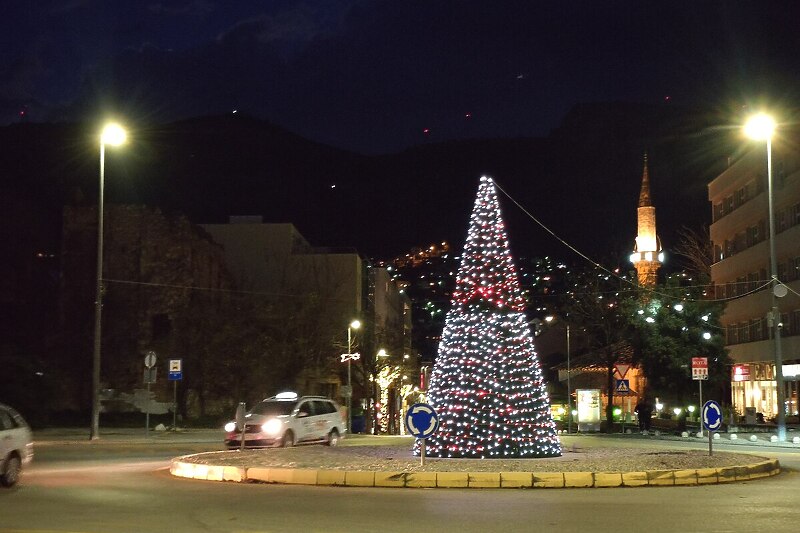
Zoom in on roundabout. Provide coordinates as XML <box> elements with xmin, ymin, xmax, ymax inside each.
<box><xmin>170</xmin><ymin>434</ymin><xmax>781</xmax><ymax>489</ymax></box>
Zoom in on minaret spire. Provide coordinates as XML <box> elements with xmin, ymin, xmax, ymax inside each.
<box><xmin>639</xmin><ymin>152</ymin><xmax>651</xmax><ymax>207</ymax></box>
<box><xmin>630</xmin><ymin>152</ymin><xmax>663</xmax><ymax>287</ymax></box>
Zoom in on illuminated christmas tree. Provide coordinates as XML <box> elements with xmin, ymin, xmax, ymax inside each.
<box><xmin>421</xmin><ymin>176</ymin><xmax>561</xmax><ymax>458</ymax></box>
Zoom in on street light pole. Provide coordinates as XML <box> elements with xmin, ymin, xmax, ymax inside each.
<box><xmin>744</xmin><ymin>114</ymin><xmax>786</xmax><ymax>442</ymax></box>
<box><xmin>765</xmin><ymin>136</ymin><xmax>787</xmax><ymax>442</ymax></box>
<box><xmin>347</xmin><ymin>326</ymin><xmax>352</xmax><ymax>434</ymax></box>
<box><xmin>90</xmin><ymin>123</ymin><xmax>126</xmax><ymax>441</ymax></box>
<box><xmin>566</xmin><ymin>323</ymin><xmax>572</xmax><ymax>434</ymax></box>
<box><xmin>345</xmin><ymin>319</ymin><xmax>361</xmax><ymax>435</ymax></box>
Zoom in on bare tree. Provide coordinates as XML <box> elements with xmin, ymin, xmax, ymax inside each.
<box><xmin>672</xmin><ymin>224</ymin><xmax>713</xmax><ymax>281</ymax></box>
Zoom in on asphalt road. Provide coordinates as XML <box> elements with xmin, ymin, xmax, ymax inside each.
<box><xmin>1</xmin><ymin>434</ymin><xmax>799</xmax><ymax>533</ymax></box>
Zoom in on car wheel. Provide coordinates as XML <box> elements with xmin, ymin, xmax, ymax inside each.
<box><xmin>280</xmin><ymin>430</ymin><xmax>294</xmax><ymax>448</ymax></box>
<box><xmin>326</xmin><ymin>429</ymin><xmax>340</xmax><ymax>447</ymax></box>
<box><xmin>1</xmin><ymin>454</ymin><xmax>22</xmax><ymax>487</ymax></box>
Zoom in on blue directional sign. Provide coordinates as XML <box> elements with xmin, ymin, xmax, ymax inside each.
<box><xmin>405</xmin><ymin>403</ymin><xmax>439</xmax><ymax>439</ymax></box>
<box><xmin>702</xmin><ymin>400</ymin><xmax>722</xmax><ymax>432</ymax></box>
<box><xmin>168</xmin><ymin>358</ymin><xmax>183</xmax><ymax>381</ymax></box>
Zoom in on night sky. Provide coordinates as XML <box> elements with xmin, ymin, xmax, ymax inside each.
<box><xmin>4</xmin><ymin>1</ymin><xmax>800</xmax><ymax>155</ymax></box>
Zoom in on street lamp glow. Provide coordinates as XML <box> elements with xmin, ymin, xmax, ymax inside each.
<box><xmin>673</xmin><ymin>407</ymin><xmax>682</xmax><ymax>416</ymax></box>
<box><xmin>101</xmin><ymin>123</ymin><xmax>127</xmax><ymax>146</ymax></box>
<box><xmin>91</xmin><ymin>121</ymin><xmax>127</xmax><ymax>440</ymax></box>
<box><xmin>377</xmin><ymin>348</ymin><xmax>388</xmax><ymax>357</ymax></box>
<box><xmin>349</xmin><ymin>319</ymin><xmax>361</xmax><ymax>330</ymax></box>
<box><xmin>743</xmin><ymin>113</ymin><xmax>776</xmax><ymax>141</ymax></box>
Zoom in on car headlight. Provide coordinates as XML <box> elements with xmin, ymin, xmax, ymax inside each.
<box><xmin>262</xmin><ymin>418</ymin><xmax>282</xmax><ymax>435</ymax></box>
<box><xmin>224</xmin><ymin>421</ymin><xmax>236</xmax><ymax>432</ymax></box>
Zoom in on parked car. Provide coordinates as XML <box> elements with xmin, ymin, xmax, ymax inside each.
<box><xmin>0</xmin><ymin>403</ymin><xmax>34</xmax><ymax>487</ymax></box>
<box><xmin>224</xmin><ymin>392</ymin><xmax>346</xmax><ymax>449</ymax></box>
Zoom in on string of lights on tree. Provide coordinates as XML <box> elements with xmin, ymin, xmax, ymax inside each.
<box><xmin>420</xmin><ymin>176</ymin><xmax>561</xmax><ymax>458</ymax></box>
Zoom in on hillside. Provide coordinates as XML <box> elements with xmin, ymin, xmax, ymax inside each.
<box><xmin>0</xmin><ymin>103</ymin><xmax>735</xmax><ymax>263</ymax></box>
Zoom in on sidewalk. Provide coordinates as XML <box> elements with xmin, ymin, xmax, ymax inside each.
<box><xmin>32</xmin><ymin>427</ymin><xmax>223</xmax><ymax>445</ymax></box>
<box><xmin>31</xmin><ymin>427</ymin><xmax>800</xmax><ymax>449</ymax></box>
<box><xmin>586</xmin><ymin>427</ymin><xmax>800</xmax><ymax>450</ymax></box>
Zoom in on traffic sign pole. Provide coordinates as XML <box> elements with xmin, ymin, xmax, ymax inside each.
<box><xmin>708</xmin><ymin>421</ymin><xmax>713</xmax><ymax>456</ymax></box>
<box><xmin>146</xmin><ymin>379</ymin><xmax>151</xmax><ymax>437</ymax></box>
<box><xmin>404</xmin><ymin>403</ymin><xmax>439</xmax><ymax>466</ymax></box>
<box><xmin>144</xmin><ymin>351</ymin><xmax>156</xmax><ymax>437</ymax></box>
<box><xmin>702</xmin><ymin>400</ymin><xmax>722</xmax><ymax>456</ymax></box>
<box><xmin>698</xmin><ymin>380</ymin><xmax>703</xmax><ymax>438</ymax></box>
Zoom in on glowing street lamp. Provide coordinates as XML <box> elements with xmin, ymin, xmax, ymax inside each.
<box><xmin>90</xmin><ymin>122</ymin><xmax>126</xmax><ymax>440</ymax></box>
<box><xmin>744</xmin><ymin>112</ymin><xmax>786</xmax><ymax>442</ymax></box>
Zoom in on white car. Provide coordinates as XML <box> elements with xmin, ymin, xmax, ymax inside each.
<box><xmin>224</xmin><ymin>392</ymin><xmax>346</xmax><ymax>448</ymax></box>
<box><xmin>0</xmin><ymin>403</ymin><xmax>34</xmax><ymax>487</ymax></box>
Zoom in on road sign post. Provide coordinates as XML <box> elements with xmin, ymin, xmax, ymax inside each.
<box><xmin>702</xmin><ymin>400</ymin><xmax>722</xmax><ymax>456</ymax></box>
<box><xmin>404</xmin><ymin>403</ymin><xmax>439</xmax><ymax>466</ymax></box>
<box><xmin>144</xmin><ymin>351</ymin><xmax>157</xmax><ymax>436</ymax></box>
<box><xmin>168</xmin><ymin>359</ymin><xmax>183</xmax><ymax>430</ymax></box>
<box><xmin>692</xmin><ymin>357</ymin><xmax>708</xmax><ymax>437</ymax></box>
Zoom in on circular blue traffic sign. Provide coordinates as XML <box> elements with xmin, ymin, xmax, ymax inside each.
<box><xmin>702</xmin><ymin>400</ymin><xmax>722</xmax><ymax>432</ymax></box>
<box><xmin>405</xmin><ymin>403</ymin><xmax>439</xmax><ymax>439</ymax></box>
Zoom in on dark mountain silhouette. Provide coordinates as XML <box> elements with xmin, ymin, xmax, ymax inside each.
<box><xmin>1</xmin><ymin>102</ymin><xmax>741</xmax><ymax>265</ymax></box>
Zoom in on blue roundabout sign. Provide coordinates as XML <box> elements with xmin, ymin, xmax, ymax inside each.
<box><xmin>702</xmin><ymin>400</ymin><xmax>723</xmax><ymax>432</ymax></box>
<box><xmin>405</xmin><ymin>403</ymin><xmax>439</xmax><ymax>439</ymax></box>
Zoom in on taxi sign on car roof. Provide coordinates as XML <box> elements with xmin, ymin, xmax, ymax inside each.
<box><xmin>275</xmin><ymin>392</ymin><xmax>298</xmax><ymax>401</ymax></box>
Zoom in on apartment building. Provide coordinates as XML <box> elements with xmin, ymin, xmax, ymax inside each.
<box><xmin>708</xmin><ymin>146</ymin><xmax>800</xmax><ymax>420</ymax></box>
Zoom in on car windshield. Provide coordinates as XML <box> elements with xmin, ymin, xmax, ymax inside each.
<box><xmin>250</xmin><ymin>400</ymin><xmax>296</xmax><ymax>417</ymax></box>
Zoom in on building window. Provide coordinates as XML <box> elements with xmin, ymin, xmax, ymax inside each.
<box><xmin>739</xmin><ymin>322</ymin><xmax>750</xmax><ymax>343</ymax></box>
<box><xmin>723</xmin><ymin>195</ymin><xmax>734</xmax><ymax>215</ymax></box>
<box><xmin>777</xmin><ymin>210</ymin><xmax>788</xmax><ymax>233</ymax></box>
<box><xmin>726</xmin><ymin>282</ymin><xmax>735</xmax><ymax>299</ymax></box>
<box><xmin>789</xmin><ymin>310</ymin><xmax>800</xmax><ymax>337</ymax></box>
<box><xmin>749</xmin><ymin>320</ymin><xmax>759</xmax><ymax>342</ymax></box>
<box><xmin>747</xmin><ymin>272</ymin><xmax>759</xmax><ymax>292</ymax></box>
<box><xmin>726</xmin><ymin>324</ymin><xmax>737</xmax><ymax>345</ymax></box>
<box><xmin>778</xmin><ymin>262</ymin><xmax>788</xmax><ymax>282</ymax></box>
<box><xmin>734</xmin><ymin>187</ymin><xmax>746</xmax><ymax>208</ymax></box>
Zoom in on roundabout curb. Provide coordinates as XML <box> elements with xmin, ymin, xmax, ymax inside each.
<box><xmin>169</xmin><ymin>455</ymin><xmax>780</xmax><ymax>489</ymax></box>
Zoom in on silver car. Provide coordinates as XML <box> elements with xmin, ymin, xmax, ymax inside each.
<box><xmin>0</xmin><ymin>403</ymin><xmax>34</xmax><ymax>487</ymax></box>
<box><xmin>224</xmin><ymin>392</ymin><xmax>346</xmax><ymax>448</ymax></box>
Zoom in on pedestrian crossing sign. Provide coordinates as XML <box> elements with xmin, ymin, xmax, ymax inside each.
<box><xmin>615</xmin><ymin>379</ymin><xmax>630</xmax><ymax>394</ymax></box>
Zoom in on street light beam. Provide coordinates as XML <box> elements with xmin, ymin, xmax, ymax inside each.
<box><xmin>743</xmin><ymin>113</ymin><xmax>776</xmax><ymax>141</ymax></box>
<box><xmin>101</xmin><ymin>123</ymin><xmax>127</xmax><ymax>146</ymax></box>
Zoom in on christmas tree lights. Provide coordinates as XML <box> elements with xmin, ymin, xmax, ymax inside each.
<box><xmin>420</xmin><ymin>176</ymin><xmax>561</xmax><ymax>458</ymax></box>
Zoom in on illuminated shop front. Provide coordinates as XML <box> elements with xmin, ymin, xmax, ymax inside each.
<box><xmin>731</xmin><ymin>363</ymin><xmax>800</xmax><ymax>421</ymax></box>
